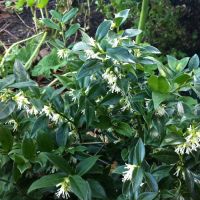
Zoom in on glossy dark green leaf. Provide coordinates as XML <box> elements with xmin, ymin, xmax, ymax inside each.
<box><xmin>133</xmin><ymin>138</ymin><xmax>145</xmax><ymax>165</ymax></box>
<box><xmin>37</xmin><ymin>132</ymin><xmax>54</xmax><ymax>152</ymax></box>
<box><xmin>28</xmin><ymin>174</ymin><xmax>64</xmax><ymax>193</ymax></box>
<box><xmin>152</xmin><ymin>92</ymin><xmax>169</xmax><ymax>109</ymax></box>
<box><xmin>62</xmin><ymin>8</ymin><xmax>78</xmax><ymax>23</ymax></box>
<box><xmin>0</xmin><ymin>101</ymin><xmax>16</xmax><ymax>120</ymax></box>
<box><xmin>69</xmin><ymin>175</ymin><xmax>91</xmax><ymax>200</ymax></box>
<box><xmin>45</xmin><ymin>153</ymin><xmax>73</xmax><ymax>174</ymax></box>
<box><xmin>188</xmin><ymin>54</ymin><xmax>199</xmax><ymax>70</ymax></box>
<box><xmin>56</xmin><ymin>124</ymin><xmax>68</xmax><ymax>147</ymax></box>
<box><xmin>88</xmin><ymin>179</ymin><xmax>107</xmax><ymax>199</ymax></box>
<box><xmin>77</xmin><ymin>60</ymin><xmax>103</xmax><ymax>79</ymax></box>
<box><xmin>95</xmin><ymin>20</ymin><xmax>112</xmax><ymax>41</ymax></box>
<box><xmin>0</xmin><ymin>75</ymin><xmax>15</xmax><ymax>90</ymax></box>
<box><xmin>161</xmin><ymin>133</ymin><xmax>185</xmax><ymax>146</ymax></box>
<box><xmin>107</xmin><ymin>47</ymin><xmax>136</xmax><ymax>63</ymax></box>
<box><xmin>145</xmin><ymin>173</ymin><xmax>158</xmax><ymax>192</ymax></box>
<box><xmin>22</xmin><ymin>138</ymin><xmax>36</xmax><ymax>160</ymax></box>
<box><xmin>14</xmin><ymin>60</ymin><xmax>30</xmax><ymax>82</ymax></box>
<box><xmin>132</xmin><ymin>167</ymin><xmax>144</xmax><ymax>192</ymax></box>
<box><xmin>114</xmin><ymin>9</ymin><xmax>129</xmax><ymax>26</ymax></box>
<box><xmin>50</xmin><ymin>10</ymin><xmax>63</xmax><ymax>21</ymax></box>
<box><xmin>76</xmin><ymin>156</ymin><xmax>99</xmax><ymax>176</ymax></box>
<box><xmin>9</xmin><ymin>80</ymin><xmax>37</xmax><ymax>88</ymax></box>
<box><xmin>123</xmin><ymin>29</ymin><xmax>142</xmax><ymax>37</ymax></box>
<box><xmin>65</xmin><ymin>23</ymin><xmax>80</xmax><ymax>39</ymax></box>
<box><xmin>0</xmin><ymin>126</ymin><xmax>13</xmax><ymax>152</ymax></box>
<box><xmin>138</xmin><ymin>192</ymin><xmax>158</xmax><ymax>200</ymax></box>
<box><xmin>43</xmin><ymin>18</ymin><xmax>60</xmax><ymax>30</ymax></box>
<box><xmin>148</xmin><ymin>75</ymin><xmax>170</xmax><ymax>93</ymax></box>
<box><xmin>115</xmin><ymin>122</ymin><xmax>133</xmax><ymax>137</ymax></box>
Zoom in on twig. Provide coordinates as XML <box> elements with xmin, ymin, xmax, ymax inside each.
<box><xmin>0</xmin><ymin>32</ymin><xmax>44</xmax><ymax>76</ymax></box>
<box><xmin>25</xmin><ymin>32</ymin><xmax>47</xmax><ymax>70</ymax></box>
<box><xmin>3</xmin><ymin>29</ymin><xmax>19</xmax><ymax>40</ymax></box>
<box><xmin>0</xmin><ymin>22</ymin><xmax>10</xmax><ymax>33</ymax></box>
<box><xmin>15</xmin><ymin>12</ymin><xmax>34</xmax><ymax>31</ymax></box>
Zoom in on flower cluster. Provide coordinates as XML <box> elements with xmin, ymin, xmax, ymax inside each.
<box><xmin>102</xmin><ymin>69</ymin><xmax>121</xmax><ymax>93</ymax></box>
<box><xmin>5</xmin><ymin>119</ymin><xmax>18</xmax><ymax>131</ymax></box>
<box><xmin>57</xmin><ymin>49</ymin><xmax>70</xmax><ymax>59</ymax></box>
<box><xmin>175</xmin><ymin>125</ymin><xmax>200</xmax><ymax>155</ymax></box>
<box><xmin>56</xmin><ymin>177</ymin><xmax>71</xmax><ymax>199</ymax></box>
<box><xmin>122</xmin><ymin>163</ymin><xmax>137</xmax><ymax>182</ymax></box>
<box><xmin>41</xmin><ymin>105</ymin><xmax>63</xmax><ymax>124</ymax></box>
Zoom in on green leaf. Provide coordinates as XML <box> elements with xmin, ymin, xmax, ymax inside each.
<box><xmin>188</xmin><ymin>54</ymin><xmax>199</xmax><ymax>70</ymax></box>
<box><xmin>22</xmin><ymin>138</ymin><xmax>36</xmax><ymax>160</ymax></box>
<box><xmin>161</xmin><ymin>133</ymin><xmax>185</xmax><ymax>147</ymax></box>
<box><xmin>77</xmin><ymin>60</ymin><xmax>103</xmax><ymax>79</ymax></box>
<box><xmin>114</xmin><ymin>9</ymin><xmax>129</xmax><ymax>26</ymax></box>
<box><xmin>27</xmin><ymin>0</ymin><xmax>35</xmax><ymax>7</ymax></box>
<box><xmin>107</xmin><ymin>47</ymin><xmax>136</xmax><ymax>63</ymax></box>
<box><xmin>88</xmin><ymin>180</ymin><xmax>107</xmax><ymax>199</ymax></box>
<box><xmin>0</xmin><ymin>126</ymin><xmax>13</xmax><ymax>152</ymax></box>
<box><xmin>148</xmin><ymin>75</ymin><xmax>170</xmax><ymax>93</ymax></box>
<box><xmin>0</xmin><ymin>75</ymin><xmax>15</xmax><ymax>90</ymax></box>
<box><xmin>76</xmin><ymin>156</ymin><xmax>99</xmax><ymax>176</ymax></box>
<box><xmin>62</xmin><ymin>8</ymin><xmax>78</xmax><ymax>23</ymax></box>
<box><xmin>14</xmin><ymin>60</ymin><xmax>30</xmax><ymax>82</ymax></box>
<box><xmin>152</xmin><ymin>92</ymin><xmax>169</xmax><ymax>109</ymax></box>
<box><xmin>50</xmin><ymin>10</ymin><xmax>63</xmax><ymax>21</ymax></box>
<box><xmin>36</xmin><ymin>0</ymin><xmax>48</xmax><ymax>8</ymax></box>
<box><xmin>95</xmin><ymin>20</ymin><xmax>112</xmax><ymax>41</ymax></box>
<box><xmin>85</xmin><ymin>99</ymin><xmax>95</xmax><ymax>127</ymax></box>
<box><xmin>115</xmin><ymin>122</ymin><xmax>133</xmax><ymax>137</ymax></box>
<box><xmin>37</xmin><ymin>132</ymin><xmax>54</xmax><ymax>152</ymax></box>
<box><xmin>69</xmin><ymin>175</ymin><xmax>91</xmax><ymax>200</ymax></box>
<box><xmin>56</xmin><ymin>124</ymin><xmax>68</xmax><ymax>147</ymax></box>
<box><xmin>0</xmin><ymin>101</ymin><xmax>16</xmax><ymax>120</ymax></box>
<box><xmin>131</xmin><ymin>167</ymin><xmax>144</xmax><ymax>192</ymax></box>
<box><xmin>43</xmin><ymin>18</ymin><xmax>60</xmax><ymax>30</ymax></box>
<box><xmin>45</xmin><ymin>153</ymin><xmax>73</xmax><ymax>174</ymax></box>
<box><xmin>65</xmin><ymin>23</ymin><xmax>80</xmax><ymax>39</ymax></box>
<box><xmin>133</xmin><ymin>138</ymin><xmax>145</xmax><ymax>165</ymax></box>
<box><xmin>176</xmin><ymin>57</ymin><xmax>190</xmax><ymax>71</ymax></box>
<box><xmin>145</xmin><ymin>173</ymin><xmax>158</xmax><ymax>192</ymax></box>
<box><xmin>174</xmin><ymin>74</ymin><xmax>191</xmax><ymax>85</ymax></box>
<box><xmin>123</xmin><ymin>29</ymin><xmax>142</xmax><ymax>37</ymax></box>
<box><xmin>167</xmin><ymin>55</ymin><xmax>177</xmax><ymax>71</ymax></box>
<box><xmin>100</xmin><ymin>93</ymin><xmax>121</xmax><ymax>105</ymax></box>
<box><xmin>28</xmin><ymin>174</ymin><xmax>64</xmax><ymax>193</ymax></box>
<box><xmin>138</xmin><ymin>192</ymin><xmax>158</xmax><ymax>200</ymax></box>
<box><xmin>9</xmin><ymin>80</ymin><xmax>37</xmax><ymax>88</ymax></box>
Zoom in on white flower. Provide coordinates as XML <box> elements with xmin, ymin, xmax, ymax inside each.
<box><xmin>57</xmin><ymin>49</ymin><xmax>69</xmax><ymax>59</ymax></box>
<box><xmin>6</xmin><ymin>119</ymin><xmax>18</xmax><ymax>131</ymax></box>
<box><xmin>12</xmin><ymin>92</ymin><xmax>30</xmax><ymax>110</ymax></box>
<box><xmin>56</xmin><ymin>178</ymin><xmax>71</xmax><ymax>199</ymax></box>
<box><xmin>122</xmin><ymin>163</ymin><xmax>137</xmax><ymax>182</ymax></box>
<box><xmin>155</xmin><ymin>104</ymin><xmax>166</xmax><ymax>116</ymax></box>
<box><xmin>175</xmin><ymin>125</ymin><xmax>200</xmax><ymax>155</ymax></box>
<box><xmin>84</xmin><ymin>49</ymin><xmax>99</xmax><ymax>59</ymax></box>
<box><xmin>177</xmin><ymin>102</ymin><xmax>184</xmax><ymax>116</ymax></box>
<box><xmin>27</xmin><ymin>106</ymin><xmax>39</xmax><ymax>116</ymax></box>
<box><xmin>102</xmin><ymin>69</ymin><xmax>121</xmax><ymax>93</ymax></box>
<box><xmin>174</xmin><ymin>166</ymin><xmax>182</xmax><ymax>177</ymax></box>
<box><xmin>41</xmin><ymin>105</ymin><xmax>62</xmax><ymax>124</ymax></box>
